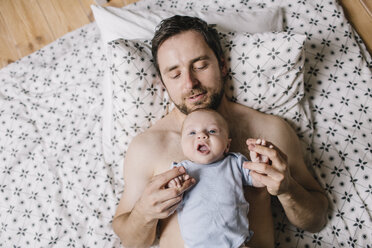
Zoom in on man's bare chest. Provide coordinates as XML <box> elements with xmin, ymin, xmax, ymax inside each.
<box><xmin>153</xmin><ymin>135</ymin><xmax>186</xmax><ymax>176</ymax></box>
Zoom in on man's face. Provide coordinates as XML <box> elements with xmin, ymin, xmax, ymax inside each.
<box><xmin>157</xmin><ymin>30</ymin><xmax>226</xmax><ymax>114</ymax></box>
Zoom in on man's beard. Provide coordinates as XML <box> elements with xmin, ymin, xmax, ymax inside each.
<box><xmin>173</xmin><ymin>84</ymin><xmax>225</xmax><ymax>115</ymax></box>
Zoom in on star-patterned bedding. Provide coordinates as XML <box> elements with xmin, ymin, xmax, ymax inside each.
<box><xmin>0</xmin><ymin>0</ymin><xmax>371</xmax><ymax>247</ymax></box>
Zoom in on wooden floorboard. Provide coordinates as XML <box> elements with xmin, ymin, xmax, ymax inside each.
<box><xmin>0</xmin><ymin>0</ymin><xmax>55</xmax><ymax>67</ymax></box>
<box><xmin>37</xmin><ymin>0</ymin><xmax>90</xmax><ymax>39</ymax></box>
<box><xmin>0</xmin><ymin>0</ymin><xmax>132</xmax><ymax>69</ymax></box>
<box><xmin>0</xmin><ymin>7</ymin><xmax>20</xmax><ymax>67</ymax></box>
<box><xmin>340</xmin><ymin>0</ymin><xmax>372</xmax><ymax>56</ymax></box>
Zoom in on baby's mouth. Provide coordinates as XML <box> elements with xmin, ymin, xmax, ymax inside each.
<box><xmin>197</xmin><ymin>144</ymin><xmax>210</xmax><ymax>154</ymax></box>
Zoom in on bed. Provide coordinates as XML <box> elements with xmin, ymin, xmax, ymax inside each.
<box><xmin>0</xmin><ymin>0</ymin><xmax>371</xmax><ymax>247</ymax></box>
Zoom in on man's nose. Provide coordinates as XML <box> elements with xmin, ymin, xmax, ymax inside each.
<box><xmin>184</xmin><ymin>70</ymin><xmax>198</xmax><ymax>89</ymax></box>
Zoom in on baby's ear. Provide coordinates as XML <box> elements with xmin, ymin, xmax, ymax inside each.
<box><xmin>225</xmin><ymin>138</ymin><xmax>232</xmax><ymax>153</ymax></box>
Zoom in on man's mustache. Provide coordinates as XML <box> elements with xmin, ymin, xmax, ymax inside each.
<box><xmin>183</xmin><ymin>88</ymin><xmax>207</xmax><ymax>99</ymax></box>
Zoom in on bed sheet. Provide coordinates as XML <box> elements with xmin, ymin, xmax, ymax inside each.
<box><xmin>0</xmin><ymin>0</ymin><xmax>371</xmax><ymax>248</ymax></box>
<box><xmin>0</xmin><ymin>23</ymin><xmax>122</xmax><ymax>247</ymax></box>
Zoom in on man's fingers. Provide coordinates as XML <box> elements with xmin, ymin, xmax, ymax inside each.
<box><xmin>244</xmin><ymin>161</ymin><xmax>275</xmax><ymax>174</ymax></box>
<box><xmin>250</xmin><ymin>171</ymin><xmax>275</xmax><ymax>187</ymax></box>
<box><xmin>152</xmin><ymin>166</ymin><xmax>187</xmax><ymax>189</ymax></box>
<box><xmin>248</xmin><ymin>143</ymin><xmax>286</xmax><ymax>167</ymax></box>
<box><xmin>263</xmin><ymin>141</ymin><xmax>288</xmax><ymax>161</ymax></box>
<box><xmin>244</xmin><ymin>161</ymin><xmax>283</xmax><ymax>180</ymax></box>
<box><xmin>157</xmin><ymin>194</ymin><xmax>183</xmax><ymax>212</ymax></box>
<box><xmin>157</xmin><ymin>178</ymin><xmax>196</xmax><ymax>201</ymax></box>
<box><xmin>158</xmin><ymin>199</ymin><xmax>181</xmax><ymax>218</ymax></box>
<box><xmin>247</xmin><ymin>138</ymin><xmax>284</xmax><ymax>158</ymax></box>
<box><xmin>179</xmin><ymin>177</ymin><xmax>196</xmax><ymax>192</ymax></box>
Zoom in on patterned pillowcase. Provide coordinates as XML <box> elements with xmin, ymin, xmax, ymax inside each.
<box><xmin>107</xmin><ymin>31</ymin><xmax>308</xmax><ymax>158</ymax></box>
<box><xmin>222</xmin><ymin>32</ymin><xmax>306</xmax><ymax>112</ymax></box>
<box><xmin>107</xmin><ymin>39</ymin><xmax>171</xmax><ymax>155</ymax></box>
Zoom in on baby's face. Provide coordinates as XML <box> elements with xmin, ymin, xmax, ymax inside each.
<box><xmin>181</xmin><ymin>110</ymin><xmax>231</xmax><ymax>164</ymax></box>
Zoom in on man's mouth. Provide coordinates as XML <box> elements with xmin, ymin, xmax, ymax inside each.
<box><xmin>187</xmin><ymin>93</ymin><xmax>206</xmax><ymax>103</ymax></box>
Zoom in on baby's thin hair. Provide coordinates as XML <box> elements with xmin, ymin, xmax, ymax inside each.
<box><xmin>181</xmin><ymin>108</ymin><xmax>231</xmax><ymax>137</ymax></box>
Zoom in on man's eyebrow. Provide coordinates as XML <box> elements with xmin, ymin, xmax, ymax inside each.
<box><xmin>163</xmin><ymin>65</ymin><xmax>178</xmax><ymax>74</ymax></box>
<box><xmin>163</xmin><ymin>55</ymin><xmax>210</xmax><ymax>74</ymax></box>
<box><xmin>191</xmin><ymin>55</ymin><xmax>210</xmax><ymax>64</ymax></box>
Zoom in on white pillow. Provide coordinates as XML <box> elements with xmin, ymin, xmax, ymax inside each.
<box><xmin>91</xmin><ymin>5</ymin><xmax>284</xmax><ymax>44</ymax></box>
<box><xmin>104</xmin><ymin>31</ymin><xmax>309</xmax><ymax>163</ymax></box>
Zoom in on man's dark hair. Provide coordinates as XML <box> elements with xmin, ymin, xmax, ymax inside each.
<box><xmin>151</xmin><ymin>15</ymin><xmax>224</xmax><ymax>79</ymax></box>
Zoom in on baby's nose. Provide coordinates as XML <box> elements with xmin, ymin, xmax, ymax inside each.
<box><xmin>197</xmin><ymin>132</ymin><xmax>208</xmax><ymax>139</ymax></box>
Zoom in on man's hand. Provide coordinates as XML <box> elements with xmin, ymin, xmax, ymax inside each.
<box><xmin>134</xmin><ymin>166</ymin><xmax>196</xmax><ymax>223</ymax></box>
<box><xmin>245</xmin><ymin>138</ymin><xmax>291</xmax><ymax>196</ymax></box>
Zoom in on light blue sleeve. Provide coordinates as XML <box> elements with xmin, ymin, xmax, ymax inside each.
<box><xmin>238</xmin><ymin>154</ymin><xmax>253</xmax><ymax>186</ymax></box>
<box><xmin>170</xmin><ymin>161</ymin><xmax>179</xmax><ymax>169</ymax></box>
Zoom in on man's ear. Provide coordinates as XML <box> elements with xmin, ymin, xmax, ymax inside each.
<box><xmin>220</xmin><ymin>57</ymin><xmax>228</xmax><ymax>78</ymax></box>
<box><xmin>156</xmin><ymin>74</ymin><xmax>165</xmax><ymax>87</ymax></box>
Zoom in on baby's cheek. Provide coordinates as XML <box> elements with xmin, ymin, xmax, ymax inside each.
<box><xmin>182</xmin><ymin>142</ymin><xmax>194</xmax><ymax>158</ymax></box>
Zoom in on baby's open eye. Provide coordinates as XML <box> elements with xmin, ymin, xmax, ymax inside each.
<box><xmin>208</xmin><ymin>129</ymin><xmax>217</xmax><ymax>134</ymax></box>
<box><xmin>189</xmin><ymin>131</ymin><xmax>196</xmax><ymax>135</ymax></box>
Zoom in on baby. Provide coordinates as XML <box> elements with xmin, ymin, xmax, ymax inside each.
<box><xmin>168</xmin><ymin>109</ymin><xmax>271</xmax><ymax>248</ymax></box>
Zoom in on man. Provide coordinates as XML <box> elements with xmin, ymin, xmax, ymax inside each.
<box><xmin>112</xmin><ymin>15</ymin><xmax>328</xmax><ymax>247</ymax></box>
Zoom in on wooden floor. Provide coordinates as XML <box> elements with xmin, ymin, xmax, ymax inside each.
<box><xmin>0</xmin><ymin>0</ymin><xmax>371</xmax><ymax>70</ymax></box>
<box><xmin>0</xmin><ymin>0</ymin><xmax>138</xmax><ymax>69</ymax></box>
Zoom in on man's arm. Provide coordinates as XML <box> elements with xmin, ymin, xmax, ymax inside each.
<box><xmin>245</xmin><ymin>117</ymin><xmax>328</xmax><ymax>232</ymax></box>
<box><xmin>112</xmin><ymin>134</ymin><xmax>195</xmax><ymax>247</ymax></box>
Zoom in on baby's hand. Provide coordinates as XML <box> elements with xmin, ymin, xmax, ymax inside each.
<box><xmin>249</xmin><ymin>138</ymin><xmax>273</xmax><ymax>164</ymax></box>
<box><xmin>167</xmin><ymin>174</ymin><xmax>190</xmax><ymax>188</ymax></box>
<box><xmin>246</xmin><ymin>138</ymin><xmax>274</xmax><ymax>188</ymax></box>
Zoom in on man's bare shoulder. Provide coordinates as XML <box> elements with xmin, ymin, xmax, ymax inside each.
<box><xmin>232</xmin><ymin>102</ymin><xmax>298</xmax><ymax>149</ymax></box>
<box><xmin>263</xmin><ymin>113</ymin><xmax>299</xmax><ymax>143</ymax></box>
<box><xmin>232</xmin><ymin>102</ymin><xmax>287</xmax><ymax>131</ymax></box>
<box><xmin>126</xmin><ymin>114</ymin><xmax>183</xmax><ymax>174</ymax></box>
<box><xmin>261</xmin><ymin>112</ymin><xmax>290</xmax><ymax>131</ymax></box>
<box><xmin>254</xmin><ymin>111</ymin><xmax>300</xmax><ymax>150</ymax></box>
<box><xmin>128</xmin><ymin>126</ymin><xmax>173</xmax><ymax>156</ymax></box>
